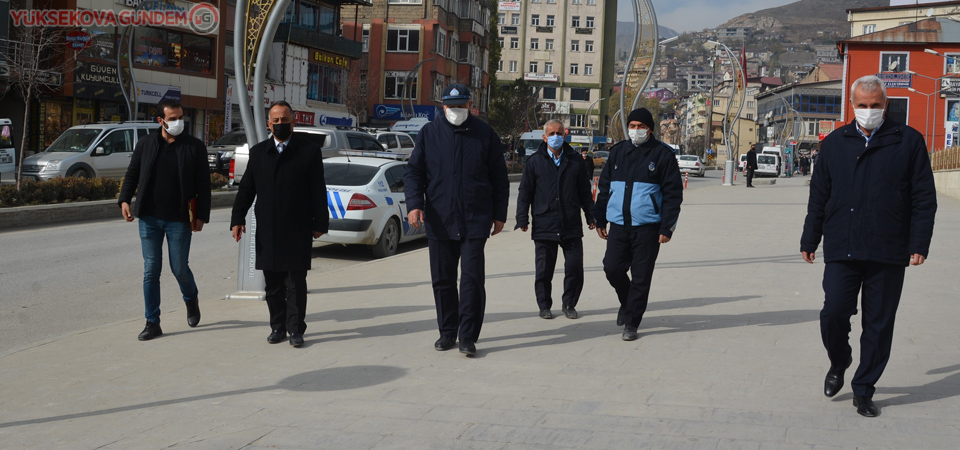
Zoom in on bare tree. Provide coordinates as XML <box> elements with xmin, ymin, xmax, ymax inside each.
<box><xmin>343</xmin><ymin>68</ymin><xmax>373</xmax><ymax>126</ymax></box>
<box><xmin>4</xmin><ymin>24</ymin><xmax>72</xmax><ymax>194</ymax></box>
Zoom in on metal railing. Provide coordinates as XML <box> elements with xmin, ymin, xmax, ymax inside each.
<box><xmin>931</xmin><ymin>146</ymin><xmax>960</xmax><ymax>171</ymax></box>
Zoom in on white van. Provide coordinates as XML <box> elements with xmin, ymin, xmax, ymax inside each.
<box><xmin>390</xmin><ymin>118</ymin><xmax>430</xmax><ymax>139</ymax></box>
<box><xmin>21</xmin><ymin>122</ymin><xmax>159</xmax><ymax>180</ymax></box>
<box><xmin>519</xmin><ymin>130</ymin><xmax>545</xmax><ymax>160</ymax></box>
<box><xmin>755</xmin><ymin>153</ymin><xmax>781</xmax><ymax>177</ymax></box>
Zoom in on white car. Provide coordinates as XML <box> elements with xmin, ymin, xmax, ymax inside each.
<box><xmin>320</xmin><ymin>156</ymin><xmax>425</xmax><ymax>258</ymax></box>
<box><xmin>374</xmin><ymin>131</ymin><xmax>416</xmax><ymax>158</ymax></box>
<box><xmin>677</xmin><ymin>154</ymin><xmax>706</xmax><ymax>177</ymax></box>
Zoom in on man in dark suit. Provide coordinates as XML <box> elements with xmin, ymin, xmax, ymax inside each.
<box><xmin>745</xmin><ymin>144</ymin><xmax>757</xmax><ymax>188</ymax></box>
<box><xmin>581</xmin><ymin>148</ymin><xmax>595</xmax><ymax>179</ymax></box>
<box><xmin>231</xmin><ymin>101</ymin><xmax>328</xmax><ymax>348</ymax></box>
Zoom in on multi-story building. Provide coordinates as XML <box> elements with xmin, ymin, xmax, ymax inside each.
<box><xmin>496</xmin><ymin>0</ymin><xmax>617</xmax><ymax>142</ymax></box>
<box><xmin>848</xmin><ymin>0</ymin><xmax>960</xmax><ymax>37</ymax></box>
<box><xmin>342</xmin><ymin>0</ymin><xmax>494</xmax><ymax>127</ymax></box>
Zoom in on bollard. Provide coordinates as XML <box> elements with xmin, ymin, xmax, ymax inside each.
<box><xmin>722</xmin><ymin>167</ymin><xmax>726</xmax><ymax>184</ymax></box>
<box><xmin>684</xmin><ymin>171</ymin><xmax>689</xmax><ymax>189</ymax></box>
<box><xmin>593</xmin><ymin>176</ymin><xmax>599</xmax><ymax>200</ymax></box>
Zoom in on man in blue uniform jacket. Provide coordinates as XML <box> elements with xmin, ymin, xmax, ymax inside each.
<box><xmin>594</xmin><ymin>108</ymin><xmax>683</xmax><ymax>342</ymax></box>
<box><xmin>405</xmin><ymin>83</ymin><xmax>510</xmax><ymax>357</ymax></box>
<box><xmin>801</xmin><ymin>75</ymin><xmax>937</xmax><ymax>418</ymax></box>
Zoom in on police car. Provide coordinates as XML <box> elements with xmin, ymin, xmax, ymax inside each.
<box><xmin>319</xmin><ymin>154</ymin><xmax>425</xmax><ymax>258</ymax></box>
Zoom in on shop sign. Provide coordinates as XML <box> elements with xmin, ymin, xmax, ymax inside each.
<box><xmin>524</xmin><ymin>73</ymin><xmax>559</xmax><ymax>82</ymax></box>
<box><xmin>373</xmin><ymin>104</ymin><xmax>439</xmax><ymax>120</ymax></box>
<box><xmin>500</xmin><ymin>26</ymin><xmax>518</xmax><ymax>35</ymax></box>
<box><xmin>66</xmin><ymin>31</ymin><xmax>92</xmax><ymax>50</ymax></box>
<box><xmin>940</xmin><ymin>77</ymin><xmax>960</xmax><ymax>93</ymax></box>
<box><xmin>319</xmin><ymin>114</ymin><xmax>353</xmax><ymax>127</ymax></box>
<box><xmin>294</xmin><ymin>111</ymin><xmax>315</xmax><ymax>126</ymax></box>
<box><xmin>74</xmin><ymin>61</ymin><xmax>125</xmax><ymax>101</ymax></box>
<box><xmin>498</xmin><ymin>2</ymin><xmax>521</xmax><ymax>11</ymax></box>
<box><xmin>312</xmin><ymin>50</ymin><xmax>350</xmax><ymax>68</ymax></box>
<box><xmin>540</xmin><ymin>102</ymin><xmax>555</xmax><ymax>113</ymax></box>
<box><xmin>876</xmin><ymin>72</ymin><xmax>910</xmax><ymax>88</ymax></box>
<box><xmin>818</xmin><ymin>120</ymin><xmax>834</xmax><ymax>140</ymax></box>
<box><xmin>137</xmin><ymin>82</ymin><xmax>180</xmax><ymax>104</ymax></box>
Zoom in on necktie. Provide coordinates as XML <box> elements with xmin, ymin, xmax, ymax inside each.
<box><xmin>277</xmin><ymin>143</ymin><xmax>284</xmax><ymax>153</ymax></box>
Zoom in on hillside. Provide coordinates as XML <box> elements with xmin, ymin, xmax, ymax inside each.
<box><xmin>719</xmin><ymin>0</ymin><xmax>887</xmax><ymax>41</ymax></box>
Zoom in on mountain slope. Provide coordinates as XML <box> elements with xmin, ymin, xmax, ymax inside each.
<box><xmin>719</xmin><ymin>0</ymin><xmax>887</xmax><ymax>40</ymax></box>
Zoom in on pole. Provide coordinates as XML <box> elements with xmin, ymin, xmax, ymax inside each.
<box><xmin>252</xmin><ymin>0</ymin><xmax>292</xmax><ymax>142</ymax></box>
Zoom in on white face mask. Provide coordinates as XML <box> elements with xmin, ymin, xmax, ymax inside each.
<box><xmin>854</xmin><ymin>108</ymin><xmax>884</xmax><ymax>131</ymax></box>
<box><xmin>163</xmin><ymin>119</ymin><xmax>185</xmax><ymax>136</ymax></box>
<box><xmin>628</xmin><ymin>128</ymin><xmax>648</xmax><ymax>145</ymax></box>
<box><xmin>444</xmin><ymin>107</ymin><xmax>469</xmax><ymax>126</ymax></box>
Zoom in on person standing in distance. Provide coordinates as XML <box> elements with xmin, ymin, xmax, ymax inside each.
<box><xmin>516</xmin><ymin>120</ymin><xmax>596</xmax><ymax>320</ymax></box>
<box><xmin>119</xmin><ymin>100</ymin><xmax>211</xmax><ymax>341</ymax></box>
<box><xmin>745</xmin><ymin>144</ymin><xmax>757</xmax><ymax>188</ymax></box>
<box><xmin>581</xmin><ymin>147</ymin><xmax>596</xmax><ymax>179</ymax></box>
<box><xmin>231</xmin><ymin>101</ymin><xmax>328</xmax><ymax>348</ymax></box>
<box><xmin>594</xmin><ymin>108</ymin><xmax>683</xmax><ymax>342</ymax></box>
<box><xmin>801</xmin><ymin>75</ymin><xmax>936</xmax><ymax>417</ymax></box>
<box><xmin>405</xmin><ymin>83</ymin><xmax>510</xmax><ymax>357</ymax></box>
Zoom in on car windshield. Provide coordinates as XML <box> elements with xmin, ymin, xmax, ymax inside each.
<box><xmin>758</xmin><ymin>155</ymin><xmax>776</xmax><ymax>164</ymax></box>
<box><xmin>679</xmin><ymin>155</ymin><xmax>698</xmax><ymax>161</ymax></box>
<box><xmin>522</xmin><ymin>139</ymin><xmax>541</xmax><ymax>151</ymax></box>
<box><xmin>324</xmin><ymin>163</ymin><xmax>381</xmax><ymax>186</ymax></box>
<box><xmin>44</xmin><ymin>129</ymin><xmax>102</xmax><ymax>153</ymax></box>
<box><xmin>214</xmin><ymin>132</ymin><xmax>247</xmax><ymax>146</ymax></box>
<box><xmin>596</xmin><ymin>151</ymin><xmax>609</xmax><ymax>157</ymax></box>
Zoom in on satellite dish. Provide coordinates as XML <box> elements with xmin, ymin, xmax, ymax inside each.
<box><xmin>927</xmin><ymin>8</ymin><xmax>934</xmax><ymax>17</ymax></box>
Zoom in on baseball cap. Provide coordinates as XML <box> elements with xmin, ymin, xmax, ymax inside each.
<box><xmin>442</xmin><ymin>83</ymin><xmax>471</xmax><ymax>106</ymax></box>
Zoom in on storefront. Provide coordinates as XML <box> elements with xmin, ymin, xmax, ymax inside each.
<box><xmin>73</xmin><ymin>60</ymin><xmax>129</xmax><ymax>123</ymax></box>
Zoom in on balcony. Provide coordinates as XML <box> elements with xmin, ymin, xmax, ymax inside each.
<box><xmin>275</xmin><ymin>24</ymin><xmax>362</xmax><ymax>60</ymax></box>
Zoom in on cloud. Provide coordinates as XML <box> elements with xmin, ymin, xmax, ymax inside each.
<box><xmin>618</xmin><ymin>0</ymin><xmax>799</xmax><ymax>32</ymax></box>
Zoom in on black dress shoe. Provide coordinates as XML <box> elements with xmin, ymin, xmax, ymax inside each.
<box><xmin>434</xmin><ymin>336</ymin><xmax>456</xmax><ymax>351</ymax></box>
<box><xmin>185</xmin><ymin>299</ymin><xmax>201</xmax><ymax>328</ymax></box>
<box><xmin>562</xmin><ymin>305</ymin><xmax>579</xmax><ymax>319</ymax></box>
<box><xmin>853</xmin><ymin>396</ymin><xmax>879</xmax><ymax>417</ymax></box>
<box><xmin>267</xmin><ymin>330</ymin><xmax>286</xmax><ymax>344</ymax></box>
<box><xmin>622</xmin><ymin>326</ymin><xmax>639</xmax><ymax>341</ymax></box>
<box><xmin>616</xmin><ymin>311</ymin><xmax>625</xmax><ymax>327</ymax></box>
<box><xmin>539</xmin><ymin>309</ymin><xmax>553</xmax><ymax>319</ymax></box>
<box><xmin>459</xmin><ymin>340</ymin><xmax>476</xmax><ymax>356</ymax></box>
<box><xmin>824</xmin><ymin>357</ymin><xmax>853</xmax><ymax>397</ymax></box>
<box><xmin>138</xmin><ymin>321</ymin><xmax>163</xmax><ymax>341</ymax></box>
<box><xmin>289</xmin><ymin>334</ymin><xmax>304</xmax><ymax>347</ymax></box>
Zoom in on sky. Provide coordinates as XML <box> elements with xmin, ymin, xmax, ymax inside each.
<box><xmin>617</xmin><ymin>0</ymin><xmax>800</xmax><ymax>33</ymax></box>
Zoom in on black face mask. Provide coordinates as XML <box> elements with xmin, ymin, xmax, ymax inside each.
<box><xmin>272</xmin><ymin>123</ymin><xmax>293</xmax><ymax>141</ymax></box>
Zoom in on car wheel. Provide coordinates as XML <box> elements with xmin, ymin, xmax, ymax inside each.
<box><xmin>371</xmin><ymin>218</ymin><xmax>400</xmax><ymax>258</ymax></box>
<box><xmin>71</xmin><ymin>168</ymin><xmax>92</xmax><ymax>178</ymax></box>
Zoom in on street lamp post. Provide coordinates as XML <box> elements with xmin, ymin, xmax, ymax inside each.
<box><xmin>908</xmin><ymin>86</ymin><xmax>935</xmax><ymax>151</ymax></box>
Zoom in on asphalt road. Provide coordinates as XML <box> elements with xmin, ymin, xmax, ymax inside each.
<box><xmin>0</xmin><ymin>171</ymin><xmax>717</xmax><ymax>353</ymax></box>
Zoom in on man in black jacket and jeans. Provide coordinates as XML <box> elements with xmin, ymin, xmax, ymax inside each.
<box><xmin>119</xmin><ymin>100</ymin><xmax>211</xmax><ymax>341</ymax></box>
<box><xmin>801</xmin><ymin>75</ymin><xmax>937</xmax><ymax>417</ymax></box>
<box><xmin>516</xmin><ymin>120</ymin><xmax>596</xmax><ymax>320</ymax></box>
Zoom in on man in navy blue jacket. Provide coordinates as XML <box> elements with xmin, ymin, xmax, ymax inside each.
<box><xmin>801</xmin><ymin>75</ymin><xmax>937</xmax><ymax>418</ymax></box>
<box><xmin>594</xmin><ymin>108</ymin><xmax>683</xmax><ymax>342</ymax></box>
<box><xmin>516</xmin><ymin>120</ymin><xmax>596</xmax><ymax>320</ymax></box>
<box><xmin>405</xmin><ymin>83</ymin><xmax>510</xmax><ymax>357</ymax></box>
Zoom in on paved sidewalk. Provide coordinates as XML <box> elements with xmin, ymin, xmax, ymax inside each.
<box><xmin>2</xmin><ymin>175</ymin><xmax>959</xmax><ymax>449</ymax></box>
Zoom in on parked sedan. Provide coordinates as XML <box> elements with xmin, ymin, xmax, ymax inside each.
<box><xmin>677</xmin><ymin>154</ymin><xmax>706</xmax><ymax>177</ymax></box>
<box><xmin>592</xmin><ymin>150</ymin><xmax>609</xmax><ymax>167</ymax></box>
<box><xmin>319</xmin><ymin>156</ymin><xmax>425</xmax><ymax>258</ymax></box>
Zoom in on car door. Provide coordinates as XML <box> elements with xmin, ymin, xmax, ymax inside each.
<box><xmin>384</xmin><ymin>164</ymin><xmax>419</xmax><ymax>238</ymax></box>
<box><xmin>377</xmin><ymin>134</ymin><xmax>399</xmax><ymax>151</ymax></box>
<box><xmin>91</xmin><ymin>129</ymin><xmax>134</xmax><ymax>178</ymax></box>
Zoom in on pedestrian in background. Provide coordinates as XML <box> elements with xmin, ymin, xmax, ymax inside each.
<box><xmin>745</xmin><ymin>144</ymin><xmax>757</xmax><ymax>188</ymax></box>
<box><xmin>231</xmin><ymin>101</ymin><xmax>328</xmax><ymax>348</ymax></box>
<box><xmin>516</xmin><ymin>120</ymin><xmax>596</xmax><ymax>320</ymax></box>
<box><xmin>405</xmin><ymin>83</ymin><xmax>510</xmax><ymax>357</ymax></box>
<box><xmin>594</xmin><ymin>108</ymin><xmax>683</xmax><ymax>341</ymax></box>
<box><xmin>801</xmin><ymin>74</ymin><xmax>937</xmax><ymax>417</ymax></box>
<box><xmin>581</xmin><ymin>148</ymin><xmax>595</xmax><ymax>179</ymax></box>
<box><xmin>119</xmin><ymin>99</ymin><xmax>211</xmax><ymax>341</ymax></box>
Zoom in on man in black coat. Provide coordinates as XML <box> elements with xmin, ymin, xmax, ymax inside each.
<box><xmin>405</xmin><ymin>83</ymin><xmax>510</xmax><ymax>356</ymax></box>
<box><xmin>801</xmin><ymin>75</ymin><xmax>937</xmax><ymax>417</ymax></box>
<box><xmin>581</xmin><ymin>148</ymin><xmax>595</xmax><ymax>179</ymax></box>
<box><xmin>516</xmin><ymin>120</ymin><xmax>596</xmax><ymax>320</ymax></box>
<box><xmin>120</xmin><ymin>100</ymin><xmax>211</xmax><ymax>341</ymax></box>
<box><xmin>745</xmin><ymin>144</ymin><xmax>757</xmax><ymax>187</ymax></box>
<box><xmin>231</xmin><ymin>101</ymin><xmax>328</xmax><ymax>348</ymax></box>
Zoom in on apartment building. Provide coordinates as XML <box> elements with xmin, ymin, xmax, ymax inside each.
<box><xmin>496</xmin><ymin>0</ymin><xmax>617</xmax><ymax>141</ymax></box>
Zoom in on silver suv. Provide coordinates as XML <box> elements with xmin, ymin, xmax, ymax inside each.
<box><xmin>21</xmin><ymin>122</ymin><xmax>159</xmax><ymax>180</ymax></box>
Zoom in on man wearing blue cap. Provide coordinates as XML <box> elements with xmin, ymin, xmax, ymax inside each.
<box><xmin>405</xmin><ymin>83</ymin><xmax>510</xmax><ymax>357</ymax></box>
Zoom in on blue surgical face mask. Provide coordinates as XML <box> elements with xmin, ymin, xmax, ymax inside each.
<box><xmin>547</xmin><ymin>134</ymin><xmax>564</xmax><ymax>150</ymax></box>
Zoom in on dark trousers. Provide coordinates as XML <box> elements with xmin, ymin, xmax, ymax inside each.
<box><xmin>746</xmin><ymin>168</ymin><xmax>755</xmax><ymax>186</ymax></box>
<box><xmin>534</xmin><ymin>238</ymin><xmax>584</xmax><ymax>311</ymax></box>
<box><xmin>263</xmin><ymin>270</ymin><xmax>308</xmax><ymax>335</ymax></box>
<box><xmin>821</xmin><ymin>261</ymin><xmax>905</xmax><ymax>398</ymax></box>
<box><xmin>428</xmin><ymin>238</ymin><xmax>487</xmax><ymax>342</ymax></box>
<box><xmin>602</xmin><ymin>224</ymin><xmax>661</xmax><ymax>328</ymax></box>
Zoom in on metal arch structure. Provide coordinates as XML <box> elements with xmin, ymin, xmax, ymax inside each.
<box><xmin>402</xmin><ymin>59</ymin><xmax>435</xmax><ymax>120</ymax></box>
<box><xmin>706</xmin><ymin>40</ymin><xmax>746</xmax><ymax>186</ymax></box>
<box><xmin>117</xmin><ymin>1</ymin><xmax>151</xmax><ymax>120</ymax></box>
<box><xmin>618</xmin><ymin>0</ymin><xmax>659</xmax><ymax>138</ymax></box>
<box><xmin>586</xmin><ymin>97</ymin><xmax>606</xmax><ymax>151</ymax></box>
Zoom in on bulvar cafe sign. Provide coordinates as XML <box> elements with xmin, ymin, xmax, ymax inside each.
<box><xmin>312</xmin><ymin>50</ymin><xmax>349</xmax><ymax>68</ymax></box>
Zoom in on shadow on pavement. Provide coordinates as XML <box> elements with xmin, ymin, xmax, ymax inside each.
<box><xmin>0</xmin><ymin>365</ymin><xmax>407</xmax><ymax>429</ymax></box>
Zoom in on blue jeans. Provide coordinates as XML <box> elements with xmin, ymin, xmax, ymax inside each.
<box><xmin>139</xmin><ymin>215</ymin><xmax>199</xmax><ymax>324</ymax></box>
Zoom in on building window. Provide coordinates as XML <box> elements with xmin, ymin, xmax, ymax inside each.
<box><xmin>570</xmin><ymin>40</ymin><xmax>579</xmax><ymax>52</ymax></box>
<box><xmin>498</xmin><ymin>37</ymin><xmax>504</xmax><ymax>48</ymax></box>
<box><xmin>571</xmin><ymin>16</ymin><xmax>580</xmax><ymax>27</ymax></box>
<box><xmin>585</xmin><ymin>40</ymin><xmax>594</xmax><ymax>52</ymax></box>
<box><xmin>532</xmin><ymin>0</ymin><xmax>540</xmax><ymax>2</ymax></box>
<box><xmin>450</xmin><ymin>35</ymin><xmax>458</xmax><ymax>60</ymax></box>
<box><xmin>509</xmin><ymin>60</ymin><xmax>518</xmax><ymax>72</ymax></box>
<box><xmin>545</xmin><ymin>62</ymin><xmax>553</xmax><ymax>73</ymax></box>
<box><xmin>863</xmin><ymin>24</ymin><xmax>876</xmax><ymax>34</ymax></box>
<box><xmin>585</xmin><ymin>64</ymin><xmax>593</xmax><ymax>75</ymax></box>
<box><xmin>570</xmin><ymin>63</ymin><xmax>579</xmax><ymax>75</ymax></box>
<box><xmin>747</xmin><ymin>100</ymin><xmax>755</xmax><ymax>108</ymax></box>
<box><xmin>511</xmin><ymin>14</ymin><xmax>520</xmax><ymax>25</ymax></box>
<box><xmin>713</xmin><ymin>99</ymin><xmax>720</xmax><ymax>107</ymax></box>
<box><xmin>530</xmin><ymin>38</ymin><xmax>539</xmax><ymax>50</ymax></box>
<box><xmin>299</xmin><ymin>1</ymin><xmax>317</xmax><ymax>28</ymax></box>
<box><xmin>530</xmin><ymin>62</ymin><xmax>538</xmax><ymax>73</ymax></box>
<box><xmin>570</xmin><ymin>87</ymin><xmax>590</xmax><ymax>101</ymax></box>
<box><xmin>498</xmin><ymin>60</ymin><xmax>503</xmax><ymax>72</ymax></box>
<box><xmin>880</xmin><ymin>52</ymin><xmax>908</xmax><ymax>73</ymax></box>
<box><xmin>498</xmin><ymin>13</ymin><xmax>505</xmax><ymax>25</ymax></box>
<box><xmin>587</xmin><ymin>0</ymin><xmax>595</xmax><ymax>4</ymax></box>
<box><xmin>546</xmin><ymin>15</ymin><xmax>555</xmax><ymax>27</ymax></box>
<box><xmin>384</xmin><ymin>72</ymin><xmax>416</xmax><ymax>99</ymax></box>
<box><xmin>542</xmin><ymin>86</ymin><xmax>557</xmax><ymax>100</ymax></box>
<box><xmin>572</xmin><ymin>0</ymin><xmax>581</xmax><ymax>3</ymax></box>
<box><xmin>133</xmin><ymin>28</ymin><xmax>213</xmax><ymax>74</ymax></box>
<box><xmin>387</xmin><ymin>29</ymin><xmax>421</xmax><ymax>52</ymax></box>
<box><xmin>531</xmin><ymin>15</ymin><xmax>540</xmax><ymax>26</ymax></box>
<box><xmin>807</xmin><ymin>121</ymin><xmax>817</xmax><ymax>136</ymax></box>
<box><xmin>545</xmin><ymin>39</ymin><xmax>554</xmax><ymax>50</ymax></box>
<box><xmin>547</xmin><ymin>0</ymin><xmax>555</xmax><ymax>3</ymax></box>
<box><xmin>319</xmin><ymin>5</ymin><xmax>335</xmax><ymax>34</ymax></box>
<box><xmin>571</xmin><ymin>114</ymin><xmax>585</xmax><ymax>127</ymax></box>
<box><xmin>586</xmin><ymin>16</ymin><xmax>594</xmax><ymax>28</ymax></box>
<box><xmin>946</xmin><ymin>53</ymin><xmax>960</xmax><ymax>73</ymax></box>
<box><xmin>510</xmin><ymin>37</ymin><xmax>519</xmax><ymax>49</ymax></box>
<box><xmin>361</xmin><ymin>27</ymin><xmax>369</xmax><ymax>53</ymax></box>
<box><xmin>436</xmin><ymin>29</ymin><xmax>447</xmax><ymax>56</ymax></box>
